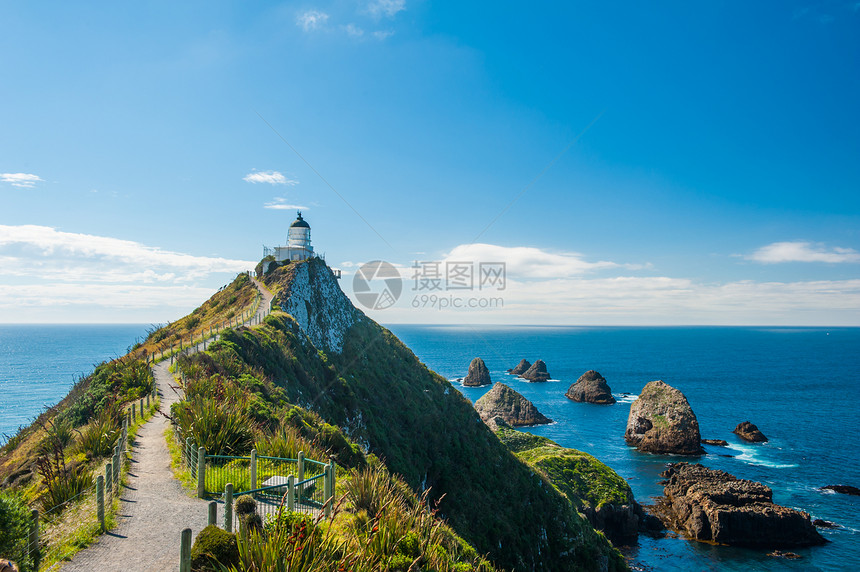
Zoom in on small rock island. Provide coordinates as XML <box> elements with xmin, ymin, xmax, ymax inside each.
<box><xmin>655</xmin><ymin>463</ymin><xmax>826</xmax><ymax>548</ymax></box>
<box><xmin>624</xmin><ymin>380</ymin><xmax>704</xmax><ymax>455</ymax></box>
<box><xmin>565</xmin><ymin>370</ymin><xmax>616</xmax><ymax>404</ymax></box>
<box><xmin>733</xmin><ymin>421</ymin><xmax>768</xmax><ymax>442</ymax></box>
<box><xmin>474</xmin><ymin>382</ymin><xmax>552</xmax><ymax>427</ymax></box>
<box><xmin>519</xmin><ymin>359</ymin><xmax>551</xmax><ymax>382</ymax></box>
<box><xmin>462</xmin><ymin>357</ymin><xmax>491</xmax><ymax>387</ymax></box>
<box><xmin>507</xmin><ymin>359</ymin><xmax>531</xmax><ymax>375</ymax></box>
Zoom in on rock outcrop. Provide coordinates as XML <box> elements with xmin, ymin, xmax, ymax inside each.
<box><xmin>519</xmin><ymin>359</ymin><xmax>551</xmax><ymax>382</ymax></box>
<box><xmin>462</xmin><ymin>357</ymin><xmax>491</xmax><ymax>387</ymax></box>
<box><xmin>474</xmin><ymin>383</ymin><xmax>552</xmax><ymax>427</ymax></box>
<box><xmin>273</xmin><ymin>258</ymin><xmax>357</xmax><ymax>354</ymax></box>
<box><xmin>565</xmin><ymin>370</ymin><xmax>616</xmax><ymax>404</ymax></box>
<box><xmin>701</xmin><ymin>439</ymin><xmax>728</xmax><ymax>447</ymax></box>
<box><xmin>733</xmin><ymin>421</ymin><xmax>768</xmax><ymax>443</ymax></box>
<box><xmin>507</xmin><ymin>359</ymin><xmax>531</xmax><ymax>375</ymax></box>
<box><xmin>820</xmin><ymin>484</ymin><xmax>860</xmax><ymax>496</ymax></box>
<box><xmin>654</xmin><ymin>463</ymin><xmax>826</xmax><ymax>548</ymax></box>
<box><xmin>624</xmin><ymin>380</ymin><xmax>704</xmax><ymax>455</ymax></box>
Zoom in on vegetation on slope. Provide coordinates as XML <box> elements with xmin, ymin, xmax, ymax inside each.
<box><xmin>172</xmin><ymin>326</ymin><xmax>496</xmax><ymax>572</ymax></box>
<box><xmin>496</xmin><ymin>428</ymin><xmax>634</xmax><ymax>510</ymax></box>
<box><xmin>0</xmin><ymin>273</ymin><xmax>256</xmax><ymax>569</ymax></box>
<box><xmin>168</xmin><ymin>258</ymin><xmax>626</xmax><ymax>571</ymax></box>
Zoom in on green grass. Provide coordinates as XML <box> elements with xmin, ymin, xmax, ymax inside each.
<box><xmin>167</xmin><ymin>258</ymin><xmax>629</xmax><ymax>571</ymax></box>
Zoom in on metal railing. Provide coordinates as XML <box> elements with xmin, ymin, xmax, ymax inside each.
<box><xmin>172</xmin><ymin>427</ymin><xmax>336</xmax><ymax>522</ymax></box>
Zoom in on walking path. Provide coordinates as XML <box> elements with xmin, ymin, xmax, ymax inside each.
<box><xmin>58</xmin><ymin>278</ymin><xmax>274</xmax><ymax>571</ymax></box>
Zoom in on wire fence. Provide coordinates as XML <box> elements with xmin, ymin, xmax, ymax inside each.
<box><xmin>172</xmin><ymin>424</ymin><xmax>337</xmax><ymax>531</ymax></box>
<box><xmin>20</xmin><ymin>388</ymin><xmax>160</xmax><ymax>571</ymax></box>
<box><xmin>144</xmin><ymin>278</ymin><xmax>274</xmax><ymax>367</ymax></box>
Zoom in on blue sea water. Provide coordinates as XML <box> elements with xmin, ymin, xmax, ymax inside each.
<box><xmin>387</xmin><ymin>325</ymin><xmax>860</xmax><ymax>572</ymax></box>
<box><xmin>2</xmin><ymin>324</ymin><xmax>858</xmax><ymax>570</ymax></box>
<box><xmin>0</xmin><ymin>324</ymin><xmax>150</xmax><ymax>444</ymax></box>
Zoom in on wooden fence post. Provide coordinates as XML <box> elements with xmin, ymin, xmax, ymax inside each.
<box><xmin>113</xmin><ymin>446</ymin><xmax>120</xmax><ymax>488</ymax></box>
<box><xmin>105</xmin><ymin>463</ymin><xmax>112</xmax><ymax>498</ymax></box>
<box><xmin>97</xmin><ymin>475</ymin><xmax>105</xmax><ymax>532</ymax></box>
<box><xmin>297</xmin><ymin>451</ymin><xmax>305</xmax><ymax>504</ymax></box>
<box><xmin>29</xmin><ymin>509</ymin><xmax>39</xmax><ymax>570</ymax></box>
<box><xmin>179</xmin><ymin>528</ymin><xmax>192</xmax><ymax>572</ymax></box>
<box><xmin>208</xmin><ymin>501</ymin><xmax>217</xmax><ymax>526</ymax></box>
<box><xmin>139</xmin><ymin>399</ymin><xmax>143</xmax><ymax>418</ymax></box>
<box><xmin>197</xmin><ymin>447</ymin><xmax>206</xmax><ymax>498</ymax></box>
<box><xmin>225</xmin><ymin>483</ymin><xmax>234</xmax><ymax>533</ymax></box>
<box><xmin>324</xmin><ymin>464</ymin><xmax>332</xmax><ymax>519</ymax></box>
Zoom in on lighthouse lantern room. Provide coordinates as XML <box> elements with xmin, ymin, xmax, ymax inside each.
<box><xmin>274</xmin><ymin>211</ymin><xmax>314</xmax><ymax>262</ymax></box>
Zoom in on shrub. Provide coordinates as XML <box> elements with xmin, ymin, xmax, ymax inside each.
<box><xmin>263</xmin><ymin>510</ymin><xmax>314</xmax><ymax>535</ymax></box>
<box><xmin>255</xmin><ymin>425</ymin><xmax>316</xmax><ymax>461</ymax></box>
<box><xmin>190</xmin><ymin>525</ymin><xmax>239</xmax><ymax>572</ymax></box>
<box><xmin>234</xmin><ymin>495</ymin><xmax>256</xmax><ymax>517</ymax></box>
<box><xmin>344</xmin><ymin>467</ymin><xmax>406</xmax><ymax>519</ymax></box>
<box><xmin>36</xmin><ymin>452</ymin><xmax>92</xmax><ymax>514</ymax></box>
<box><xmin>316</xmin><ymin>423</ymin><xmax>364</xmax><ymax>469</ymax></box>
<box><xmin>36</xmin><ymin>416</ymin><xmax>74</xmax><ymax>457</ymax></box>
<box><xmin>0</xmin><ymin>490</ymin><xmax>33</xmax><ymax>572</ymax></box>
<box><xmin>73</xmin><ymin>407</ymin><xmax>120</xmax><ymax>458</ymax></box>
<box><xmin>63</xmin><ymin>358</ymin><xmax>153</xmax><ymax>427</ymax></box>
<box><xmin>171</xmin><ymin>397</ymin><xmax>255</xmax><ymax>456</ymax></box>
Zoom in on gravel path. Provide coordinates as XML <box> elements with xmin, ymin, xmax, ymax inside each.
<box><xmin>58</xmin><ymin>278</ymin><xmax>274</xmax><ymax>571</ymax></box>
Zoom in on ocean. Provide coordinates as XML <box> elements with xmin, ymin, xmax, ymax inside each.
<box><xmin>0</xmin><ymin>324</ymin><xmax>150</xmax><ymax>443</ymax></box>
<box><xmin>2</xmin><ymin>324</ymin><xmax>858</xmax><ymax>570</ymax></box>
<box><xmin>387</xmin><ymin>325</ymin><xmax>860</xmax><ymax>572</ymax></box>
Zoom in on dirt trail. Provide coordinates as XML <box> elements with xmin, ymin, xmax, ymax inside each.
<box><xmin>58</xmin><ymin>278</ymin><xmax>274</xmax><ymax>571</ymax></box>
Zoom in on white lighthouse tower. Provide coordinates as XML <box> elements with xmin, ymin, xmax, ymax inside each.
<box><xmin>274</xmin><ymin>211</ymin><xmax>314</xmax><ymax>261</ymax></box>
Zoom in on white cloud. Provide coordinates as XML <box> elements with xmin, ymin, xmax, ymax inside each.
<box><xmin>343</xmin><ymin>243</ymin><xmax>860</xmax><ymax>325</ymax></box>
<box><xmin>0</xmin><ymin>225</ymin><xmax>255</xmax><ymax>284</ymax></box>
<box><xmin>344</xmin><ymin>23</ymin><xmax>365</xmax><ymax>37</ymax></box>
<box><xmin>243</xmin><ymin>170</ymin><xmax>297</xmax><ymax>185</ymax></box>
<box><xmin>441</xmin><ymin>243</ymin><xmax>643</xmax><ymax>278</ymax></box>
<box><xmin>353</xmin><ymin>272</ymin><xmax>860</xmax><ymax>326</ymax></box>
<box><xmin>1</xmin><ymin>173</ymin><xmax>44</xmax><ymax>188</ymax></box>
<box><xmin>746</xmin><ymin>241</ymin><xmax>860</xmax><ymax>264</ymax></box>
<box><xmin>367</xmin><ymin>0</ymin><xmax>405</xmax><ymax>18</ymax></box>
<box><xmin>264</xmin><ymin>197</ymin><xmax>309</xmax><ymax>211</ymax></box>
<box><xmin>372</xmin><ymin>30</ymin><xmax>395</xmax><ymax>40</ymax></box>
<box><xmin>0</xmin><ymin>283</ymin><xmax>216</xmax><ymax>310</ymax></box>
<box><xmin>297</xmin><ymin>10</ymin><xmax>329</xmax><ymax>31</ymax></box>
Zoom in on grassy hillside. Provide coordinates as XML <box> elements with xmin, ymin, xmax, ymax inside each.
<box><xmin>172</xmin><ymin>258</ymin><xmax>625</xmax><ymax>571</ymax></box>
<box><xmin>0</xmin><ymin>273</ymin><xmax>259</xmax><ymax>569</ymax></box>
<box><xmin>1</xmin><ymin>262</ymin><xmax>628</xmax><ymax>571</ymax></box>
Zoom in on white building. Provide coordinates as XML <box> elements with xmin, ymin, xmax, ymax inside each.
<box><xmin>273</xmin><ymin>211</ymin><xmax>314</xmax><ymax>262</ymax></box>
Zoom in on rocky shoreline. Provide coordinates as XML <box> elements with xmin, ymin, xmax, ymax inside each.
<box><xmin>464</xmin><ymin>358</ymin><xmax>842</xmax><ymax>557</ymax></box>
<box><xmin>652</xmin><ymin>463</ymin><xmax>826</xmax><ymax>548</ymax></box>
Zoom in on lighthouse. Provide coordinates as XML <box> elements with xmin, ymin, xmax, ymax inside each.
<box><xmin>274</xmin><ymin>211</ymin><xmax>314</xmax><ymax>262</ymax></box>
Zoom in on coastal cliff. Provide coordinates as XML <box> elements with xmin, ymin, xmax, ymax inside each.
<box><xmin>223</xmin><ymin>258</ymin><xmax>626</xmax><ymax>570</ymax></box>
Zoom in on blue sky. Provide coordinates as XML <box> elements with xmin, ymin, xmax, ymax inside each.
<box><xmin>1</xmin><ymin>1</ymin><xmax>859</xmax><ymax>325</ymax></box>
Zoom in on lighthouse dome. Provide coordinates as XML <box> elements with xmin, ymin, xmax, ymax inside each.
<box><xmin>290</xmin><ymin>212</ymin><xmax>310</xmax><ymax>228</ymax></box>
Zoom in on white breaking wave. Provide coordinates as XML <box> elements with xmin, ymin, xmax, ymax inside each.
<box><xmin>727</xmin><ymin>442</ymin><xmax>798</xmax><ymax>469</ymax></box>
